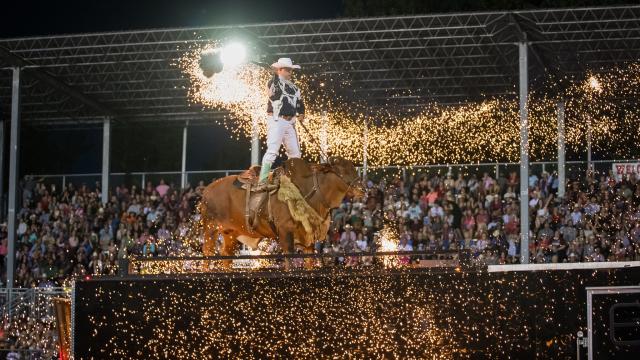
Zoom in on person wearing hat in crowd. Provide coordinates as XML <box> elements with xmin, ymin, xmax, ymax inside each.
<box><xmin>340</xmin><ymin>224</ymin><xmax>357</xmax><ymax>250</ymax></box>
<box><xmin>258</xmin><ymin>57</ymin><xmax>306</xmax><ymax>185</ymax></box>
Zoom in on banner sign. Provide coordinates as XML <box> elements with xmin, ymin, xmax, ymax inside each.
<box><xmin>612</xmin><ymin>162</ymin><xmax>640</xmax><ymax>181</ymax></box>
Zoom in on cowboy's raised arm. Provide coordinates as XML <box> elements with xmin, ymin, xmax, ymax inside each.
<box><xmin>268</xmin><ymin>73</ymin><xmax>282</xmax><ymax>101</ymax></box>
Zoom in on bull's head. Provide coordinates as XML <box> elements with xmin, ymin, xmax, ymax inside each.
<box><xmin>327</xmin><ymin>156</ymin><xmax>365</xmax><ymax>198</ymax></box>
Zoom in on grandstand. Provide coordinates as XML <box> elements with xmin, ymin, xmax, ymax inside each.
<box><xmin>0</xmin><ymin>5</ymin><xmax>639</xmax><ymax>359</ymax></box>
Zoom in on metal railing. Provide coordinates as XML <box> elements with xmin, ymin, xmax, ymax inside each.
<box><xmin>0</xmin><ymin>287</ymin><xmax>70</xmax><ymax>320</ymax></box>
<box><xmin>127</xmin><ymin>249</ymin><xmax>471</xmax><ymax>275</ymax></box>
<box><xmin>25</xmin><ymin>159</ymin><xmax>638</xmax><ymax>190</ymax></box>
<box><xmin>361</xmin><ymin>159</ymin><xmax>639</xmax><ymax>181</ymax></box>
<box><xmin>25</xmin><ymin>169</ymin><xmax>243</xmax><ymax>192</ymax></box>
<box><xmin>0</xmin><ymin>350</ymin><xmax>48</xmax><ymax>360</ymax></box>
<box><xmin>0</xmin><ymin>287</ymin><xmax>69</xmax><ymax>360</ymax></box>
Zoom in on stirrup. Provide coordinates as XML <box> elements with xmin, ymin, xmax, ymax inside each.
<box><xmin>253</xmin><ymin>181</ymin><xmax>270</xmax><ymax>192</ymax></box>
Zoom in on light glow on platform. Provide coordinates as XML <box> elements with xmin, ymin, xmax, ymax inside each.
<box><xmin>376</xmin><ymin>226</ymin><xmax>403</xmax><ymax>268</ymax></box>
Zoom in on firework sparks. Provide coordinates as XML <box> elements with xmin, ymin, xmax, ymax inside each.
<box><xmin>178</xmin><ymin>44</ymin><xmax>640</xmax><ymax>167</ymax></box>
<box><xmin>376</xmin><ymin>226</ymin><xmax>405</xmax><ymax>268</ymax></box>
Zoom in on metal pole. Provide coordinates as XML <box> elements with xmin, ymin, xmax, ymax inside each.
<box><xmin>320</xmin><ymin>111</ymin><xmax>328</xmax><ymax>163</ymax></box>
<box><xmin>576</xmin><ymin>337</ymin><xmax>581</xmax><ymax>360</ymax></box>
<box><xmin>557</xmin><ymin>100</ymin><xmax>566</xmax><ymax>198</ymax></box>
<box><xmin>7</xmin><ymin>67</ymin><xmax>21</xmax><ymax>292</ymax></box>
<box><xmin>518</xmin><ymin>42</ymin><xmax>530</xmax><ymax>264</ymax></box>
<box><xmin>181</xmin><ymin>120</ymin><xmax>189</xmax><ymax>188</ymax></box>
<box><xmin>101</xmin><ymin>117</ymin><xmax>110</xmax><ymax>204</ymax></box>
<box><xmin>0</xmin><ymin>120</ymin><xmax>5</xmax><ymax>222</ymax></box>
<box><xmin>250</xmin><ymin>117</ymin><xmax>259</xmax><ymax>166</ymax></box>
<box><xmin>362</xmin><ymin>118</ymin><xmax>368</xmax><ymax>180</ymax></box>
<box><xmin>587</xmin><ymin>116</ymin><xmax>592</xmax><ymax>176</ymax></box>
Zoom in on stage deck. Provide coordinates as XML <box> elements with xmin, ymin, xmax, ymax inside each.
<box><xmin>72</xmin><ymin>266</ymin><xmax>640</xmax><ymax>359</ymax></box>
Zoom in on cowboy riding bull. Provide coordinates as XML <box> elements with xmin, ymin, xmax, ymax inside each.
<box><xmin>199</xmin><ymin>57</ymin><xmax>363</xmax><ymax>266</ymax></box>
<box><xmin>199</xmin><ymin>157</ymin><xmax>363</xmax><ymax>267</ymax></box>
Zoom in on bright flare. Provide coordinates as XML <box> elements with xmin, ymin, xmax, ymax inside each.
<box><xmin>588</xmin><ymin>75</ymin><xmax>602</xmax><ymax>92</ymax></box>
<box><xmin>220</xmin><ymin>42</ymin><xmax>247</xmax><ymax>67</ymax></box>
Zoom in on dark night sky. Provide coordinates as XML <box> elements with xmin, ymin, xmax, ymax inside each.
<box><xmin>2</xmin><ymin>0</ymin><xmax>633</xmax><ymax>176</ymax></box>
<box><xmin>1</xmin><ymin>0</ymin><xmax>344</xmax><ymax>177</ymax></box>
<box><xmin>0</xmin><ymin>0</ymin><xmax>344</xmax><ymax>37</ymax></box>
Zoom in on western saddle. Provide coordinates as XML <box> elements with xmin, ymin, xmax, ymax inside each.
<box><xmin>236</xmin><ymin>165</ymin><xmax>280</xmax><ymax>232</ymax></box>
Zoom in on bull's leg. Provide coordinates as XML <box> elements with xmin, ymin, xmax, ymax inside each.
<box><xmin>220</xmin><ymin>232</ymin><xmax>238</xmax><ymax>269</ymax></box>
<box><xmin>303</xmin><ymin>245</ymin><xmax>315</xmax><ymax>270</ymax></box>
<box><xmin>202</xmin><ymin>222</ymin><xmax>218</xmax><ymax>256</ymax></box>
<box><xmin>280</xmin><ymin>231</ymin><xmax>294</xmax><ymax>270</ymax></box>
<box><xmin>202</xmin><ymin>220</ymin><xmax>218</xmax><ymax>271</ymax></box>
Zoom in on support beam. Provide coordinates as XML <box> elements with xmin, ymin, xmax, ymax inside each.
<box><xmin>0</xmin><ymin>46</ymin><xmax>116</xmax><ymax>117</ymax></box>
<box><xmin>362</xmin><ymin>118</ymin><xmax>368</xmax><ymax>180</ymax></box>
<box><xmin>518</xmin><ymin>42</ymin><xmax>530</xmax><ymax>264</ymax></box>
<box><xmin>101</xmin><ymin>117</ymin><xmax>110</xmax><ymax>204</ymax></box>
<box><xmin>320</xmin><ymin>111</ymin><xmax>328</xmax><ymax>163</ymax></box>
<box><xmin>181</xmin><ymin>120</ymin><xmax>189</xmax><ymax>189</ymax></box>
<box><xmin>587</xmin><ymin>116</ymin><xmax>593</xmax><ymax>176</ymax></box>
<box><xmin>557</xmin><ymin>100</ymin><xmax>566</xmax><ymax>198</ymax></box>
<box><xmin>250</xmin><ymin>117</ymin><xmax>259</xmax><ymax>166</ymax></box>
<box><xmin>7</xmin><ymin>67</ymin><xmax>21</xmax><ymax>291</ymax></box>
<box><xmin>505</xmin><ymin>13</ymin><xmax>561</xmax><ymax>77</ymax></box>
<box><xmin>0</xmin><ymin>120</ymin><xmax>5</xmax><ymax>222</ymax></box>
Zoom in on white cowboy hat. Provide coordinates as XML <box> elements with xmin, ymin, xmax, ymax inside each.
<box><xmin>271</xmin><ymin>57</ymin><xmax>301</xmax><ymax>69</ymax></box>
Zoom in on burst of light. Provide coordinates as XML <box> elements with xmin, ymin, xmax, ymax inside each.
<box><xmin>588</xmin><ymin>75</ymin><xmax>602</xmax><ymax>92</ymax></box>
<box><xmin>219</xmin><ymin>42</ymin><xmax>247</xmax><ymax>68</ymax></box>
<box><xmin>376</xmin><ymin>226</ymin><xmax>404</xmax><ymax>268</ymax></box>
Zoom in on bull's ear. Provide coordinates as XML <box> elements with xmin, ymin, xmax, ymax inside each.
<box><xmin>310</xmin><ymin>163</ymin><xmax>331</xmax><ymax>173</ymax></box>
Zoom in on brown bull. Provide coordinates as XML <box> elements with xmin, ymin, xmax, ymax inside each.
<box><xmin>199</xmin><ymin>157</ymin><xmax>363</xmax><ymax>266</ymax></box>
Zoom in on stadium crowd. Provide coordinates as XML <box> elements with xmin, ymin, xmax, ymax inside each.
<box><xmin>0</xmin><ymin>307</ymin><xmax>57</xmax><ymax>359</ymax></box>
<box><xmin>327</xmin><ymin>168</ymin><xmax>640</xmax><ymax>266</ymax></box>
<box><xmin>0</xmin><ymin>167</ymin><xmax>639</xmax><ymax>288</ymax></box>
<box><xmin>0</xmin><ymin>167</ymin><xmax>640</xmax><ymax>287</ymax></box>
<box><xmin>0</xmin><ymin>179</ymin><xmax>201</xmax><ymax>288</ymax></box>
<box><xmin>0</xmin><ymin>166</ymin><xmax>639</xmax><ymax>357</ymax></box>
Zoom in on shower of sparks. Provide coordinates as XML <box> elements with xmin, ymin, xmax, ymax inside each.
<box><xmin>180</xmin><ymin>43</ymin><xmax>270</xmax><ymax>139</ymax></box>
<box><xmin>71</xmin><ymin>268</ymin><xmax>639</xmax><ymax>359</ymax></box>
<box><xmin>376</xmin><ymin>225</ymin><xmax>404</xmax><ymax>268</ymax></box>
<box><xmin>179</xmin><ymin>44</ymin><xmax>640</xmax><ymax>167</ymax></box>
<box><xmin>587</xmin><ymin>75</ymin><xmax>602</xmax><ymax>93</ymax></box>
<box><xmin>238</xmin><ymin>240</ymin><xmax>279</xmax><ymax>270</ymax></box>
<box><xmin>564</xmin><ymin>64</ymin><xmax>640</xmax><ymax>159</ymax></box>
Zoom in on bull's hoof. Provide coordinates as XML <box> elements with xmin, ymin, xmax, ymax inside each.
<box><xmin>304</xmin><ymin>258</ymin><xmax>315</xmax><ymax>270</ymax></box>
<box><xmin>221</xmin><ymin>260</ymin><xmax>233</xmax><ymax>270</ymax></box>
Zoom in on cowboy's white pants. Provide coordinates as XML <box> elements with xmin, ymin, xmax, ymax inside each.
<box><xmin>262</xmin><ymin>116</ymin><xmax>301</xmax><ymax>164</ymax></box>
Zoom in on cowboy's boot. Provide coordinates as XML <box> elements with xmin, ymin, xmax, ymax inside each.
<box><xmin>255</xmin><ymin>162</ymin><xmax>272</xmax><ymax>192</ymax></box>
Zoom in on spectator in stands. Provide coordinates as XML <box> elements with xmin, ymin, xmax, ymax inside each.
<box><xmin>156</xmin><ymin>179</ymin><xmax>170</xmax><ymax>198</ymax></box>
<box><xmin>3</xmin><ymin>167</ymin><xmax>639</xmax><ymax>290</ymax></box>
